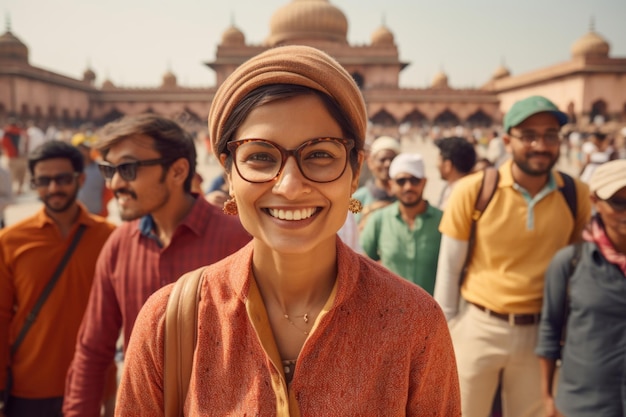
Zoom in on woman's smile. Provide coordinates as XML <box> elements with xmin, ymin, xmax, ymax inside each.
<box><xmin>267</xmin><ymin>207</ymin><xmax>319</xmax><ymax>221</ymax></box>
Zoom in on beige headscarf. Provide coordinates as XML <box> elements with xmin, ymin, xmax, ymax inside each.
<box><xmin>208</xmin><ymin>45</ymin><xmax>367</xmax><ymax>162</ymax></box>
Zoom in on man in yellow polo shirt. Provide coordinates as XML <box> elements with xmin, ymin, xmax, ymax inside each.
<box><xmin>433</xmin><ymin>96</ymin><xmax>591</xmax><ymax>417</ymax></box>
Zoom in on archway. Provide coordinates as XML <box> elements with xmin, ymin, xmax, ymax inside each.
<box><xmin>96</xmin><ymin>109</ymin><xmax>125</xmax><ymax>126</ymax></box>
<box><xmin>433</xmin><ymin>109</ymin><xmax>460</xmax><ymax>127</ymax></box>
<box><xmin>466</xmin><ymin>109</ymin><xmax>493</xmax><ymax>127</ymax></box>
<box><xmin>370</xmin><ymin>109</ymin><xmax>397</xmax><ymax>127</ymax></box>
<box><xmin>590</xmin><ymin>99</ymin><xmax>608</xmax><ymax>124</ymax></box>
<box><xmin>401</xmin><ymin>109</ymin><xmax>428</xmax><ymax>127</ymax></box>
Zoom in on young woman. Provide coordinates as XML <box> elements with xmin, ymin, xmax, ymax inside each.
<box><xmin>115</xmin><ymin>45</ymin><xmax>460</xmax><ymax>416</ymax></box>
<box><xmin>537</xmin><ymin>159</ymin><xmax>626</xmax><ymax>417</ymax></box>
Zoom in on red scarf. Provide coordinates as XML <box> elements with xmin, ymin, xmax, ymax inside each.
<box><xmin>582</xmin><ymin>216</ymin><xmax>626</xmax><ymax>276</ymax></box>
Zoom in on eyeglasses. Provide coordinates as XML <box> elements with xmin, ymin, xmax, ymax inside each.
<box><xmin>98</xmin><ymin>158</ymin><xmax>168</xmax><ymax>181</ymax></box>
<box><xmin>601</xmin><ymin>196</ymin><xmax>626</xmax><ymax>212</ymax></box>
<box><xmin>394</xmin><ymin>177</ymin><xmax>422</xmax><ymax>187</ymax></box>
<box><xmin>226</xmin><ymin>137</ymin><xmax>355</xmax><ymax>183</ymax></box>
<box><xmin>509</xmin><ymin>131</ymin><xmax>562</xmax><ymax>146</ymax></box>
<box><xmin>31</xmin><ymin>172</ymin><xmax>79</xmax><ymax>188</ymax></box>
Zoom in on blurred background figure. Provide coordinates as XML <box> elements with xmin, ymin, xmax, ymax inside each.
<box><xmin>26</xmin><ymin>121</ymin><xmax>47</xmax><ymax>153</ymax></box>
<box><xmin>435</xmin><ymin>136</ymin><xmax>477</xmax><ymax>210</ymax></box>
<box><xmin>579</xmin><ymin>131</ymin><xmax>617</xmax><ymax>183</ymax></box>
<box><xmin>360</xmin><ymin>153</ymin><xmax>442</xmax><ymax>294</ymax></box>
<box><xmin>353</xmin><ymin>135</ymin><xmax>401</xmax><ymax>228</ymax></box>
<box><xmin>71</xmin><ymin>130</ymin><xmax>113</xmax><ymax>217</ymax></box>
<box><xmin>1</xmin><ymin>118</ymin><xmax>29</xmax><ymax>195</ymax></box>
<box><xmin>0</xmin><ymin>164</ymin><xmax>12</xmax><ymax>228</ymax></box>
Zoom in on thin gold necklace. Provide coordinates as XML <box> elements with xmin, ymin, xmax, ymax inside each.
<box><xmin>283</xmin><ymin>312</ymin><xmax>312</xmax><ymax>335</ymax></box>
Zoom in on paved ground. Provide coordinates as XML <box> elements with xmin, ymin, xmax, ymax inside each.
<box><xmin>3</xmin><ymin>138</ymin><xmax>578</xmax><ymax>226</ymax></box>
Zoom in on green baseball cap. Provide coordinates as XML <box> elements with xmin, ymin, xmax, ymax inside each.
<box><xmin>503</xmin><ymin>96</ymin><xmax>568</xmax><ymax>133</ymax></box>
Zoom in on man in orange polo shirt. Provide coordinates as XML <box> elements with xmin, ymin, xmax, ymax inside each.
<box><xmin>0</xmin><ymin>141</ymin><xmax>116</xmax><ymax>416</ymax></box>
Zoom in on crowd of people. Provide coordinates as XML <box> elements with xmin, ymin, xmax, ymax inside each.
<box><xmin>1</xmin><ymin>44</ymin><xmax>626</xmax><ymax>417</ymax></box>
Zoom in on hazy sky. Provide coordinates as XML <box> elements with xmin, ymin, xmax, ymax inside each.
<box><xmin>3</xmin><ymin>0</ymin><xmax>625</xmax><ymax>89</ymax></box>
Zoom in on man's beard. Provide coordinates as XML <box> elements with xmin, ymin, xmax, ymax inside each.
<box><xmin>42</xmin><ymin>188</ymin><xmax>79</xmax><ymax>213</ymax></box>
<box><xmin>513</xmin><ymin>151</ymin><xmax>559</xmax><ymax>177</ymax></box>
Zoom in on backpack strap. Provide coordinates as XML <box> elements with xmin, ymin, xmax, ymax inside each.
<box><xmin>164</xmin><ymin>267</ymin><xmax>206</xmax><ymax>417</ymax></box>
<box><xmin>459</xmin><ymin>167</ymin><xmax>500</xmax><ymax>287</ymax></box>
<box><xmin>561</xmin><ymin>242</ymin><xmax>583</xmax><ymax>346</ymax></box>
<box><xmin>558</xmin><ymin>171</ymin><xmax>577</xmax><ymax>220</ymax></box>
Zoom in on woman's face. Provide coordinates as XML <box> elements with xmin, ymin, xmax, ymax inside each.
<box><xmin>595</xmin><ymin>186</ymin><xmax>626</xmax><ymax>238</ymax></box>
<box><xmin>225</xmin><ymin>94</ymin><xmax>362</xmax><ymax>255</ymax></box>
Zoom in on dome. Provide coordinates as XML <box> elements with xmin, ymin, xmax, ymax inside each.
<box><xmin>161</xmin><ymin>70</ymin><xmax>177</xmax><ymax>88</ymax></box>
<box><xmin>221</xmin><ymin>25</ymin><xmax>245</xmax><ymax>46</ymax></box>
<box><xmin>371</xmin><ymin>25</ymin><xmax>394</xmax><ymax>46</ymax></box>
<box><xmin>492</xmin><ymin>64</ymin><xmax>510</xmax><ymax>80</ymax></box>
<box><xmin>0</xmin><ymin>30</ymin><xmax>29</xmax><ymax>63</ymax></box>
<box><xmin>102</xmin><ymin>79</ymin><xmax>115</xmax><ymax>89</ymax></box>
<box><xmin>571</xmin><ymin>30</ymin><xmax>610</xmax><ymax>58</ymax></box>
<box><xmin>83</xmin><ymin>67</ymin><xmax>96</xmax><ymax>84</ymax></box>
<box><xmin>432</xmin><ymin>71</ymin><xmax>449</xmax><ymax>88</ymax></box>
<box><xmin>267</xmin><ymin>0</ymin><xmax>348</xmax><ymax>46</ymax></box>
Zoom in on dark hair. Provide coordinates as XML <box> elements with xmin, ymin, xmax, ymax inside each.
<box><xmin>217</xmin><ymin>84</ymin><xmax>362</xmax><ymax>175</ymax></box>
<box><xmin>435</xmin><ymin>136</ymin><xmax>477</xmax><ymax>174</ymax></box>
<box><xmin>96</xmin><ymin>114</ymin><xmax>197</xmax><ymax>192</ymax></box>
<box><xmin>28</xmin><ymin>140</ymin><xmax>84</xmax><ymax>175</ymax></box>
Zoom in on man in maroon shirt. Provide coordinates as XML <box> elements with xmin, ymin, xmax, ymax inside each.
<box><xmin>62</xmin><ymin>114</ymin><xmax>251</xmax><ymax>417</ymax></box>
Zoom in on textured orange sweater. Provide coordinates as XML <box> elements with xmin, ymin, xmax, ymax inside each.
<box><xmin>116</xmin><ymin>239</ymin><xmax>461</xmax><ymax>416</ymax></box>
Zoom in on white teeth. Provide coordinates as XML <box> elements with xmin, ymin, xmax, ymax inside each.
<box><xmin>269</xmin><ymin>208</ymin><xmax>316</xmax><ymax>220</ymax></box>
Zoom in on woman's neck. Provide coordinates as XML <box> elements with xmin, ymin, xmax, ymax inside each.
<box><xmin>252</xmin><ymin>241</ymin><xmax>337</xmax><ymax>314</ymax></box>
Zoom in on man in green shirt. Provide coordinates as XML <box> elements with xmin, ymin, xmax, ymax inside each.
<box><xmin>360</xmin><ymin>153</ymin><xmax>442</xmax><ymax>294</ymax></box>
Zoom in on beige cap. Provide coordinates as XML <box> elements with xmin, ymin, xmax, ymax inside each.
<box><xmin>369</xmin><ymin>136</ymin><xmax>401</xmax><ymax>156</ymax></box>
<box><xmin>589</xmin><ymin>159</ymin><xmax>626</xmax><ymax>199</ymax></box>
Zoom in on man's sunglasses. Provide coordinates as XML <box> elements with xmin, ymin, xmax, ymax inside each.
<box><xmin>31</xmin><ymin>172</ymin><xmax>79</xmax><ymax>188</ymax></box>
<box><xmin>394</xmin><ymin>177</ymin><xmax>422</xmax><ymax>187</ymax></box>
<box><xmin>98</xmin><ymin>158</ymin><xmax>168</xmax><ymax>181</ymax></box>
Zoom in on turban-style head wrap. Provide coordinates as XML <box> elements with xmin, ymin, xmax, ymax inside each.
<box><xmin>208</xmin><ymin>45</ymin><xmax>367</xmax><ymax>163</ymax></box>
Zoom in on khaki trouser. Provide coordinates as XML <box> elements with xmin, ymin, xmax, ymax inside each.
<box><xmin>450</xmin><ymin>303</ymin><xmax>543</xmax><ymax>417</ymax></box>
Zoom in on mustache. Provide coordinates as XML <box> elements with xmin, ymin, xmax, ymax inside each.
<box><xmin>527</xmin><ymin>152</ymin><xmax>554</xmax><ymax>158</ymax></box>
<box><xmin>44</xmin><ymin>192</ymin><xmax>68</xmax><ymax>199</ymax></box>
<box><xmin>114</xmin><ymin>189</ymin><xmax>138</xmax><ymax>199</ymax></box>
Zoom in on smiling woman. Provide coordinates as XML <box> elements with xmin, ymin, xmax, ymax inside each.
<box><xmin>115</xmin><ymin>45</ymin><xmax>461</xmax><ymax>416</ymax></box>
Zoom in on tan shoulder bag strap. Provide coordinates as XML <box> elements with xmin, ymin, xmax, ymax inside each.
<box><xmin>459</xmin><ymin>167</ymin><xmax>499</xmax><ymax>287</ymax></box>
<box><xmin>164</xmin><ymin>267</ymin><xmax>206</xmax><ymax>417</ymax></box>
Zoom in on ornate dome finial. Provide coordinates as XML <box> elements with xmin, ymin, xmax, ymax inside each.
<box><xmin>267</xmin><ymin>0</ymin><xmax>348</xmax><ymax>46</ymax></box>
<box><xmin>432</xmin><ymin>68</ymin><xmax>449</xmax><ymax>89</ymax></box>
<box><xmin>371</xmin><ymin>13</ymin><xmax>394</xmax><ymax>46</ymax></box>
<box><xmin>0</xmin><ymin>17</ymin><xmax>29</xmax><ymax>63</ymax></box>
<box><xmin>492</xmin><ymin>57</ymin><xmax>511</xmax><ymax>80</ymax></box>
<box><xmin>83</xmin><ymin>59</ymin><xmax>96</xmax><ymax>84</ymax></box>
<box><xmin>570</xmin><ymin>21</ymin><xmax>610</xmax><ymax>59</ymax></box>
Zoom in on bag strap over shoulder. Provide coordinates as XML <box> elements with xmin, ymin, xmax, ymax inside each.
<box><xmin>561</xmin><ymin>241</ymin><xmax>583</xmax><ymax>345</ymax></box>
<box><xmin>164</xmin><ymin>267</ymin><xmax>206</xmax><ymax>417</ymax></box>
<box><xmin>459</xmin><ymin>167</ymin><xmax>500</xmax><ymax>287</ymax></box>
<box><xmin>10</xmin><ymin>224</ymin><xmax>87</xmax><ymax>358</ymax></box>
<box><xmin>557</xmin><ymin>171</ymin><xmax>577</xmax><ymax>220</ymax></box>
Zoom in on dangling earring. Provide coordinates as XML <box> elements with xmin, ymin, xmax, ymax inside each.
<box><xmin>348</xmin><ymin>198</ymin><xmax>363</xmax><ymax>214</ymax></box>
<box><xmin>223</xmin><ymin>198</ymin><xmax>238</xmax><ymax>215</ymax></box>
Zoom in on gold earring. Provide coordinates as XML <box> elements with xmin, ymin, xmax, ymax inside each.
<box><xmin>348</xmin><ymin>198</ymin><xmax>363</xmax><ymax>214</ymax></box>
<box><xmin>223</xmin><ymin>198</ymin><xmax>238</xmax><ymax>215</ymax></box>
